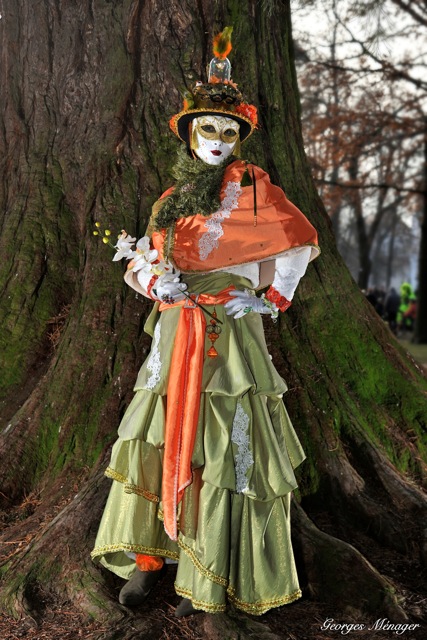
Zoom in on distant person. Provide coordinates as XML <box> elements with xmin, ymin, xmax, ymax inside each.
<box><xmin>375</xmin><ymin>286</ymin><xmax>386</xmax><ymax>318</ymax></box>
<box><xmin>366</xmin><ymin>287</ymin><xmax>378</xmax><ymax>309</ymax></box>
<box><xmin>403</xmin><ymin>299</ymin><xmax>417</xmax><ymax>332</ymax></box>
<box><xmin>384</xmin><ymin>287</ymin><xmax>400</xmax><ymax>334</ymax></box>
<box><xmin>397</xmin><ymin>282</ymin><xmax>416</xmax><ymax>335</ymax></box>
<box><xmin>365</xmin><ymin>287</ymin><xmax>385</xmax><ymax>318</ymax></box>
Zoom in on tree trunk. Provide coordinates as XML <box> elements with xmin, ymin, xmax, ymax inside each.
<box><xmin>385</xmin><ymin>206</ymin><xmax>399</xmax><ymax>289</ymax></box>
<box><xmin>346</xmin><ymin>157</ymin><xmax>372</xmax><ymax>289</ymax></box>
<box><xmin>1</xmin><ymin>1</ymin><xmax>426</xmax><ymax>638</ymax></box>
<box><xmin>414</xmin><ymin>116</ymin><xmax>427</xmax><ymax>343</ymax></box>
<box><xmin>327</xmin><ymin>1</ymin><xmax>342</xmax><ymax>240</ymax></box>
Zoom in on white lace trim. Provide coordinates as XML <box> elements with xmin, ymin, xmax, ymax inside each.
<box><xmin>198</xmin><ymin>181</ymin><xmax>242</xmax><ymax>261</ymax></box>
<box><xmin>144</xmin><ymin>321</ymin><xmax>162</xmax><ymax>390</ymax></box>
<box><xmin>231</xmin><ymin>402</ymin><xmax>254</xmax><ymax>493</ymax></box>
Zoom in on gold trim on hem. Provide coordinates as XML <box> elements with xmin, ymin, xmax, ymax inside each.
<box><xmin>177</xmin><ymin>538</ymin><xmax>228</xmax><ymax>587</ymax></box>
<box><xmin>175</xmin><ymin>584</ymin><xmax>227</xmax><ymax>613</ymax></box>
<box><xmin>227</xmin><ymin>586</ymin><xmax>302</xmax><ymax>615</ymax></box>
<box><xmin>174</xmin><ymin>582</ymin><xmax>302</xmax><ymax>615</ymax></box>
<box><xmin>105</xmin><ymin>467</ymin><xmax>127</xmax><ymax>484</ymax></box>
<box><xmin>124</xmin><ymin>483</ymin><xmax>159</xmax><ymax>503</ymax></box>
<box><xmin>104</xmin><ymin>467</ymin><xmax>160</xmax><ymax>503</ymax></box>
<box><xmin>91</xmin><ymin>542</ymin><xmax>179</xmax><ymax>562</ymax></box>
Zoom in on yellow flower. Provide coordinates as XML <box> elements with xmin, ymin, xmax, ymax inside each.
<box><xmin>95</xmin><ymin>222</ymin><xmax>101</xmax><ymax>228</ymax></box>
<box><xmin>102</xmin><ymin>237</ymin><xmax>109</xmax><ymax>244</ymax></box>
<box><xmin>105</xmin><ymin>230</ymin><xmax>111</xmax><ymax>236</ymax></box>
<box><xmin>93</xmin><ymin>231</ymin><xmax>99</xmax><ymax>236</ymax></box>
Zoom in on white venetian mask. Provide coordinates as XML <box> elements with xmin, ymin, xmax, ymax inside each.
<box><xmin>191</xmin><ymin>115</ymin><xmax>240</xmax><ymax>165</ymax></box>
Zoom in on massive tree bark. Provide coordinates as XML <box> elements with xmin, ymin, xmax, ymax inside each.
<box><xmin>0</xmin><ymin>1</ymin><xmax>426</xmax><ymax>638</ymax></box>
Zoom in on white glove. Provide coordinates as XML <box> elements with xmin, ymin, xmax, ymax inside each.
<box><xmin>152</xmin><ymin>273</ymin><xmax>187</xmax><ymax>304</ymax></box>
<box><xmin>224</xmin><ymin>289</ymin><xmax>274</xmax><ymax>319</ymax></box>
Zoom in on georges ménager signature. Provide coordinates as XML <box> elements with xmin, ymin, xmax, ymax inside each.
<box><xmin>320</xmin><ymin>618</ymin><xmax>421</xmax><ymax>636</ymax></box>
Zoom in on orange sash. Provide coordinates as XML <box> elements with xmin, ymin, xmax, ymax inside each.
<box><xmin>159</xmin><ymin>288</ymin><xmax>234</xmax><ymax>541</ymax></box>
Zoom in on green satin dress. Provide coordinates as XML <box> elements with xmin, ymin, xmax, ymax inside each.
<box><xmin>91</xmin><ymin>271</ymin><xmax>306</xmax><ymax>614</ymax></box>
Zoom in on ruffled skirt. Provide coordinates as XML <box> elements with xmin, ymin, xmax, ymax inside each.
<box><xmin>91</xmin><ymin>272</ymin><xmax>306</xmax><ymax>614</ymax></box>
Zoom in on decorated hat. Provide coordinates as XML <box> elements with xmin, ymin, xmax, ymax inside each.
<box><xmin>169</xmin><ymin>27</ymin><xmax>258</xmax><ymax>145</ymax></box>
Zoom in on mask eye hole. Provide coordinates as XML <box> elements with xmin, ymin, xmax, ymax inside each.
<box><xmin>224</xmin><ymin>129</ymin><xmax>236</xmax><ymax>136</ymax></box>
<box><xmin>201</xmin><ymin>125</ymin><xmax>216</xmax><ymax>133</ymax></box>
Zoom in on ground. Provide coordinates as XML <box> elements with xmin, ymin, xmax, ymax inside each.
<box><xmin>1</xmin><ymin>344</ymin><xmax>425</xmax><ymax>640</ymax></box>
<box><xmin>1</xmin><ymin>497</ymin><xmax>425</xmax><ymax>640</ymax></box>
<box><xmin>399</xmin><ymin>339</ymin><xmax>427</xmax><ymax>370</ymax></box>
<box><xmin>0</xmin><ymin>553</ymin><xmax>425</xmax><ymax>640</ymax></box>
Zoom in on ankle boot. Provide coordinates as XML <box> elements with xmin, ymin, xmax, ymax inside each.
<box><xmin>119</xmin><ymin>563</ymin><xmax>167</xmax><ymax>607</ymax></box>
<box><xmin>174</xmin><ymin>597</ymin><xmax>202</xmax><ymax>617</ymax></box>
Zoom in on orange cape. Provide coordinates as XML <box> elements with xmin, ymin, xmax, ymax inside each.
<box><xmin>151</xmin><ymin>160</ymin><xmax>320</xmax><ymax>274</ymax></box>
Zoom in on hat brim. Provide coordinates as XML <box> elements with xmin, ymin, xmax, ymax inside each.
<box><xmin>171</xmin><ymin>108</ymin><xmax>255</xmax><ymax>145</ymax></box>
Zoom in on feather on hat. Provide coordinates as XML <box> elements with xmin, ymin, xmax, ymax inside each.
<box><xmin>169</xmin><ymin>28</ymin><xmax>258</xmax><ymax>145</ymax></box>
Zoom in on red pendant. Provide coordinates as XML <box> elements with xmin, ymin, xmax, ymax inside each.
<box><xmin>206</xmin><ymin>309</ymin><xmax>222</xmax><ymax>358</ymax></box>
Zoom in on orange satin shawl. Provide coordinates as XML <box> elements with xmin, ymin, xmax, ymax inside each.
<box><xmin>151</xmin><ymin>160</ymin><xmax>320</xmax><ymax>273</ymax></box>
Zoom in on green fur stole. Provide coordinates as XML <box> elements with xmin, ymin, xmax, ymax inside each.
<box><xmin>153</xmin><ymin>148</ymin><xmax>238</xmax><ymax>231</ymax></box>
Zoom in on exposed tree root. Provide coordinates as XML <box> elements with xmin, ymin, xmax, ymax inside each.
<box><xmin>300</xmin><ymin>416</ymin><xmax>427</xmax><ymax>566</ymax></box>
<box><xmin>291</xmin><ymin>500</ymin><xmax>408</xmax><ymax>620</ymax></box>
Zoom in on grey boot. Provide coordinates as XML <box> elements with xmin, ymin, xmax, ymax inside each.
<box><xmin>119</xmin><ymin>564</ymin><xmax>167</xmax><ymax>607</ymax></box>
<box><xmin>174</xmin><ymin>597</ymin><xmax>203</xmax><ymax>617</ymax></box>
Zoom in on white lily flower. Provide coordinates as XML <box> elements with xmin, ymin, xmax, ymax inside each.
<box><xmin>151</xmin><ymin>260</ymin><xmax>173</xmax><ymax>276</ymax></box>
<box><xmin>135</xmin><ymin>236</ymin><xmax>158</xmax><ymax>264</ymax></box>
<box><xmin>132</xmin><ymin>257</ymin><xmax>156</xmax><ymax>274</ymax></box>
<box><xmin>113</xmin><ymin>231</ymin><xmax>136</xmax><ymax>261</ymax></box>
<box><xmin>125</xmin><ymin>235</ymin><xmax>160</xmax><ymax>273</ymax></box>
<box><xmin>135</xmin><ymin>236</ymin><xmax>150</xmax><ymax>253</ymax></box>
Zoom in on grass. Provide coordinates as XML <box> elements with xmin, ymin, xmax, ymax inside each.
<box><xmin>399</xmin><ymin>338</ymin><xmax>427</xmax><ymax>367</ymax></box>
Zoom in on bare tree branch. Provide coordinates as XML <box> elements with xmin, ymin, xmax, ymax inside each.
<box><xmin>314</xmin><ymin>177</ymin><xmax>424</xmax><ymax>194</ymax></box>
<box><xmin>336</xmin><ymin>14</ymin><xmax>427</xmax><ymax>91</ymax></box>
<box><xmin>389</xmin><ymin>0</ymin><xmax>427</xmax><ymax>27</ymax></box>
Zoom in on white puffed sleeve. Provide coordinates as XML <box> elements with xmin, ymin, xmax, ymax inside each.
<box><xmin>270</xmin><ymin>246</ymin><xmax>312</xmax><ymax>301</ymax></box>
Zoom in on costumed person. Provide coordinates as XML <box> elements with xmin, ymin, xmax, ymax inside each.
<box><xmin>397</xmin><ymin>282</ymin><xmax>416</xmax><ymax>335</ymax></box>
<box><xmin>91</xmin><ymin>28</ymin><xmax>320</xmax><ymax>617</ymax></box>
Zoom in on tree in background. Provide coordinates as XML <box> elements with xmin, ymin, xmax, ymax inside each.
<box><xmin>0</xmin><ymin>1</ymin><xmax>426</xmax><ymax>638</ymax></box>
<box><xmin>292</xmin><ymin>0</ymin><xmax>426</xmax><ymax>330</ymax></box>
